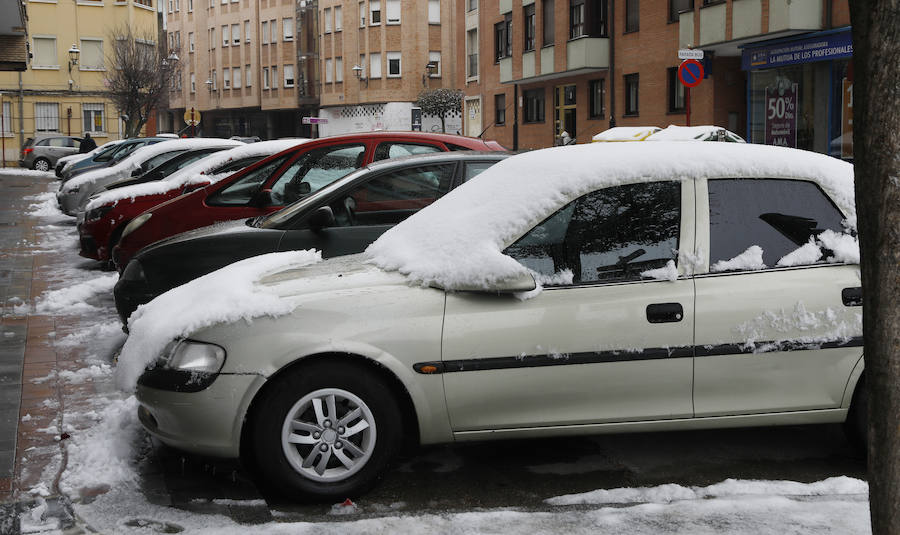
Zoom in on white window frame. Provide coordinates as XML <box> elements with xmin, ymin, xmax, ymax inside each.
<box><xmin>244</xmin><ymin>20</ymin><xmax>251</xmax><ymax>43</ymax></box>
<box><xmin>324</xmin><ymin>7</ymin><xmax>332</xmax><ymax>33</ymax></box>
<box><xmin>212</xmin><ymin>69</ymin><xmax>217</xmax><ymax>89</ymax></box>
<box><xmin>210</xmin><ymin>28</ymin><xmax>215</xmax><ymax>49</ymax></box>
<box><xmin>223</xmin><ymin>67</ymin><xmax>230</xmax><ymax>88</ymax></box>
<box><xmin>263</xmin><ymin>66</ymin><xmax>270</xmax><ymax>89</ymax></box>
<box><xmin>359</xmin><ymin>1</ymin><xmax>365</xmax><ymax>26</ymax></box>
<box><xmin>369</xmin><ymin>52</ymin><xmax>381</xmax><ymax>78</ymax></box>
<box><xmin>428</xmin><ymin>0</ymin><xmax>440</xmax><ymax>23</ymax></box>
<box><xmin>283</xmin><ymin>64</ymin><xmax>294</xmax><ymax>87</ymax></box>
<box><xmin>385</xmin><ymin>0</ymin><xmax>400</xmax><ymax>24</ymax></box>
<box><xmin>1</xmin><ymin>102</ymin><xmax>11</xmax><ymax>136</ymax></box>
<box><xmin>245</xmin><ymin>64</ymin><xmax>252</xmax><ymax>87</ymax></box>
<box><xmin>271</xmin><ymin>65</ymin><xmax>278</xmax><ymax>88</ymax></box>
<box><xmin>335</xmin><ymin>57</ymin><xmax>343</xmax><ymax>82</ymax></box>
<box><xmin>386</xmin><ymin>51</ymin><xmax>401</xmax><ymax>77</ymax></box>
<box><xmin>190</xmin><ymin>72</ymin><xmax>196</xmax><ymax>92</ymax></box>
<box><xmin>233</xmin><ymin>66</ymin><xmax>241</xmax><ymax>88</ymax></box>
<box><xmin>188</xmin><ymin>0</ymin><xmax>192</xmax><ymax>12</ymax></box>
<box><xmin>283</xmin><ymin>17</ymin><xmax>294</xmax><ymax>41</ymax></box>
<box><xmin>261</xmin><ymin>21</ymin><xmax>268</xmax><ymax>44</ymax></box>
<box><xmin>325</xmin><ymin>58</ymin><xmax>333</xmax><ymax>83</ymax></box>
<box><xmin>370</xmin><ymin>0</ymin><xmax>381</xmax><ymax>24</ymax></box>
<box><xmin>82</xmin><ymin>103</ymin><xmax>105</xmax><ymax>134</ymax></box>
<box><xmin>174</xmin><ymin>0</ymin><xmax>179</xmax><ymax>11</ymax></box>
<box><xmin>222</xmin><ymin>25</ymin><xmax>229</xmax><ymax>46</ymax></box>
<box><xmin>34</xmin><ymin>102</ymin><xmax>59</xmax><ymax>132</ymax></box>
<box><xmin>429</xmin><ymin>51</ymin><xmax>441</xmax><ymax>77</ymax></box>
<box><xmin>189</xmin><ymin>32</ymin><xmax>195</xmax><ymax>52</ymax></box>
<box><xmin>31</xmin><ymin>36</ymin><xmax>59</xmax><ymax>70</ymax></box>
<box><xmin>79</xmin><ymin>38</ymin><xmax>104</xmax><ymax>71</ymax></box>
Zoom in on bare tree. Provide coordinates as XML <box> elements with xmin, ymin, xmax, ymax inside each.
<box><xmin>105</xmin><ymin>25</ymin><xmax>179</xmax><ymax>138</ymax></box>
<box><xmin>848</xmin><ymin>1</ymin><xmax>900</xmax><ymax>533</ymax></box>
<box><xmin>415</xmin><ymin>89</ymin><xmax>463</xmax><ymax>133</ymax></box>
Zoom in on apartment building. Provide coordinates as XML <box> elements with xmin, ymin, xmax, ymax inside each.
<box><xmin>162</xmin><ymin>0</ymin><xmax>310</xmax><ymax>138</ymax></box>
<box><xmin>315</xmin><ymin>0</ymin><xmax>461</xmax><ymax>136</ymax></box>
<box><xmin>0</xmin><ymin>0</ymin><xmax>158</xmax><ymax>165</ymax></box>
<box><xmin>463</xmin><ymin>0</ymin><xmax>852</xmax><ymax>158</ymax></box>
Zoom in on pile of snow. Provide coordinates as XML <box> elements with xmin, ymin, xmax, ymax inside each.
<box><xmin>646</xmin><ymin>124</ymin><xmax>745</xmax><ymax>142</ymax></box>
<box><xmin>61</xmin><ymin>138</ymin><xmax>243</xmax><ymax>194</ymax></box>
<box><xmin>711</xmin><ymin>245</ymin><xmax>766</xmax><ymax>272</ymax></box>
<box><xmin>116</xmin><ymin>250</ymin><xmax>322</xmax><ymax>391</ymax></box>
<box><xmin>26</xmin><ymin>191</ymin><xmax>69</xmax><ymax>221</ymax></box>
<box><xmin>366</xmin><ymin>143</ymin><xmax>855</xmax><ymax>292</ymax></box>
<box><xmin>0</xmin><ymin>168</ymin><xmax>55</xmax><ymax>178</ymax></box>
<box><xmin>85</xmin><ymin>139</ymin><xmax>307</xmax><ymax>211</ymax></box>
<box><xmin>32</xmin><ymin>273</ymin><xmax>118</xmax><ymax>315</ymax></box>
<box><xmin>592</xmin><ymin>126</ymin><xmax>661</xmax><ymax>142</ymax></box>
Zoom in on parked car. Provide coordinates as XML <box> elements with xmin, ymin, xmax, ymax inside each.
<box><xmin>57</xmin><ymin>138</ymin><xmax>243</xmax><ymax>216</ymax></box>
<box><xmin>19</xmin><ymin>135</ymin><xmax>82</xmax><ymax>171</ymax></box>
<box><xmin>126</xmin><ymin>142</ymin><xmax>863</xmax><ymax>502</ymax></box>
<box><xmin>59</xmin><ymin>137</ymin><xmax>175</xmax><ymax>182</ymax></box>
<box><xmin>78</xmin><ymin>140</ymin><xmax>306</xmax><ymax>265</ymax></box>
<box><xmin>54</xmin><ymin>140</ymin><xmax>125</xmax><ymax>177</ymax></box>
<box><xmin>113</xmin><ymin>152</ymin><xmax>510</xmax><ymax>322</ymax></box>
<box><xmin>111</xmin><ymin>132</ymin><xmax>507</xmax><ymax>269</ymax></box>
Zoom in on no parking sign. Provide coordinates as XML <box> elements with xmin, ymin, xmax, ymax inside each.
<box><xmin>678</xmin><ymin>60</ymin><xmax>704</xmax><ymax>88</ymax></box>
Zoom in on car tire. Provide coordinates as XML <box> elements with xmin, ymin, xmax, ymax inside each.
<box><xmin>32</xmin><ymin>158</ymin><xmax>51</xmax><ymax>172</ymax></box>
<box><xmin>247</xmin><ymin>360</ymin><xmax>403</xmax><ymax>502</ymax></box>
<box><xmin>844</xmin><ymin>376</ymin><xmax>867</xmax><ymax>456</ymax></box>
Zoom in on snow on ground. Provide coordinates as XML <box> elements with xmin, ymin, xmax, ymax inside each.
<box><xmin>1</xmin><ymin>169</ymin><xmax>56</xmax><ymax>178</ymax></box>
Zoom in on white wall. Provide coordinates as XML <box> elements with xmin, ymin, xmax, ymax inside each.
<box><xmin>318</xmin><ymin>102</ymin><xmax>462</xmax><ymax>137</ymax></box>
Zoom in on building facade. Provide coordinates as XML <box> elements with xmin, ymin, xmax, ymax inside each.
<box><xmin>463</xmin><ymin>0</ymin><xmax>852</xmax><ymax>156</ymax></box>
<box><xmin>0</xmin><ymin>0</ymin><xmax>159</xmax><ymax>165</ymax></box>
<box><xmin>315</xmin><ymin>0</ymin><xmax>462</xmax><ymax>136</ymax></box>
<box><xmin>161</xmin><ymin>0</ymin><xmax>309</xmax><ymax>139</ymax></box>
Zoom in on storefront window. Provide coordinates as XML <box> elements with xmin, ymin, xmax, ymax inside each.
<box><xmin>748</xmin><ymin>63</ymin><xmax>830</xmax><ymax>154</ymax></box>
<box><xmin>830</xmin><ymin>59</ymin><xmax>853</xmax><ymax>160</ymax></box>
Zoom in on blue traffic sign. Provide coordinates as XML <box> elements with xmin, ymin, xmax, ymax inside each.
<box><xmin>678</xmin><ymin>60</ymin><xmax>704</xmax><ymax>88</ymax></box>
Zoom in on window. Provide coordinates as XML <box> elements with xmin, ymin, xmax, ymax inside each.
<box><xmin>233</xmin><ymin>66</ymin><xmax>241</xmax><ymax>88</ymax></box>
<box><xmin>261</xmin><ymin>21</ymin><xmax>268</xmax><ymax>43</ymax></box>
<box><xmin>505</xmin><ymin>181</ymin><xmax>681</xmax><ymax>284</ymax></box>
<box><xmin>387</xmin><ymin>52</ymin><xmax>401</xmax><ymax>77</ymax></box>
<box><xmin>168</xmin><ymin>0</ymin><xmax>173</xmax><ymax>12</ymax></box>
<box><xmin>223</xmin><ymin>68</ymin><xmax>231</xmax><ymax>88</ymax></box>
<box><xmin>625</xmin><ymin>0</ymin><xmax>639</xmax><ymax>32</ymax></box>
<box><xmin>212</xmin><ymin>69</ymin><xmax>217</xmax><ymax>89</ymax></box>
<box><xmin>263</xmin><ymin>67</ymin><xmax>270</xmax><ymax>88</ymax></box>
<box><xmin>189</xmin><ymin>32</ymin><xmax>195</xmax><ymax>52</ymax></box>
<box><xmin>428</xmin><ymin>51</ymin><xmax>441</xmax><ymax>77</ymax></box>
<box><xmin>245</xmin><ymin>64</ymin><xmax>251</xmax><ymax>87</ymax></box>
<box><xmin>624</xmin><ymin>73</ymin><xmax>639</xmax><ymax>115</ymax></box>
<box><xmin>524</xmin><ymin>4</ymin><xmax>535</xmax><ymax>51</ymax></box>
<box><xmin>370</xmin><ymin>0</ymin><xmax>381</xmax><ymax>24</ymax></box>
<box><xmin>335</xmin><ymin>57</ymin><xmax>343</xmax><ymax>82</ymax></box>
<box><xmin>284</xmin><ymin>64</ymin><xmax>294</xmax><ymax>87</ymax></box>
<box><xmin>32</xmin><ymin>37</ymin><xmax>57</xmax><ymax>68</ymax></box>
<box><xmin>589</xmin><ymin>79</ymin><xmax>605</xmax><ymax>117</ymax></box>
<box><xmin>188</xmin><ymin>0</ymin><xmax>192</xmax><ymax>11</ymax></box>
<box><xmin>175</xmin><ymin>0</ymin><xmax>179</xmax><ymax>10</ymax></box>
<box><xmin>244</xmin><ymin>20</ymin><xmax>251</xmax><ymax>42</ymax></box>
<box><xmin>207</xmin><ymin>156</ymin><xmax>289</xmax><ymax>206</ymax></box>
<box><xmin>667</xmin><ymin>67</ymin><xmax>685</xmax><ymax>112</ymax></box>
<box><xmin>79</xmin><ymin>39</ymin><xmax>103</xmax><ymax>70</ymax></box>
<box><xmin>386</xmin><ymin>0</ymin><xmax>400</xmax><ymax>23</ymax></box>
<box><xmin>467</xmin><ymin>29</ymin><xmax>478</xmax><ymax>77</ymax></box>
<box><xmin>324</xmin><ymin>7</ymin><xmax>332</xmax><ymax>32</ymax></box>
<box><xmin>2</xmin><ymin>102</ymin><xmax>11</xmax><ymax>135</ymax></box>
<box><xmin>708</xmin><ymin>179</ymin><xmax>847</xmax><ymax>271</ymax></box>
<box><xmin>495</xmin><ymin>94</ymin><xmax>506</xmax><ymax>125</ymax></box>
<box><xmin>82</xmin><ymin>103</ymin><xmax>104</xmax><ymax>133</ymax></box>
<box><xmin>543</xmin><ymin>0</ymin><xmax>554</xmax><ymax>46</ymax></box>
<box><xmin>428</xmin><ymin>0</ymin><xmax>440</xmax><ymax>23</ymax></box>
<box><xmin>373</xmin><ymin>142</ymin><xmax>442</xmax><ymax>161</ymax></box>
<box><xmin>190</xmin><ymin>72</ymin><xmax>196</xmax><ymax>92</ymax></box>
<box><xmin>35</xmin><ymin>103</ymin><xmax>59</xmax><ymax>132</ymax></box>
<box><xmin>232</xmin><ymin>24</ymin><xmax>240</xmax><ymax>45</ymax></box>
<box><xmin>467</xmin><ymin>0</ymin><xmax>477</xmax><ymax>11</ymax></box>
<box><xmin>175</xmin><ymin>31</ymin><xmax>181</xmax><ymax>50</ymax></box>
<box><xmin>325</xmin><ymin>59</ymin><xmax>333</xmax><ymax>83</ymax></box>
<box><xmin>333</xmin><ymin>8</ymin><xmax>341</xmax><ymax>31</ymax></box>
<box><xmin>271</xmin><ymin>66</ymin><xmax>278</xmax><ymax>88</ymax></box>
<box><xmin>281</xmin><ymin>18</ymin><xmax>294</xmax><ymax>41</ymax></box>
<box><xmin>369</xmin><ymin>52</ymin><xmax>382</xmax><ymax>78</ymax></box>
<box><xmin>329</xmin><ymin>164</ymin><xmax>456</xmax><ymax>227</ymax></box>
<box><xmin>570</xmin><ymin>0</ymin><xmax>584</xmax><ymax>39</ymax></box>
<box><xmin>359</xmin><ymin>1</ymin><xmax>366</xmax><ymax>26</ymax></box>
<box><xmin>523</xmin><ymin>88</ymin><xmax>545</xmax><ymax>123</ymax></box>
<box><xmin>222</xmin><ymin>25</ymin><xmax>230</xmax><ymax>46</ymax></box>
<box><xmin>269</xmin><ymin>144</ymin><xmax>367</xmax><ymax>204</ymax></box>
<box><xmin>669</xmin><ymin>0</ymin><xmax>692</xmax><ymax>22</ymax></box>
<box><xmin>494</xmin><ymin>14</ymin><xmax>511</xmax><ymax>61</ymax></box>
<box><xmin>210</xmin><ymin>28</ymin><xmax>215</xmax><ymax>49</ymax></box>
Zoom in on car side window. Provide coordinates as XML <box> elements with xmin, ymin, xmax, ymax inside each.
<box><xmin>505</xmin><ymin>181</ymin><xmax>681</xmax><ymax>285</ymax></box>
<box><xmin>463</xmin><ymin>161</ymin><xmax>497</xmax><ymax>182</ymax></box>
<box><xmin>35</xmin><ymin>139</ymin><xmax>50</xmax><ymax>147</ymax></box>
<box><xmin>270</xmin><ymin>144</ymin><xmax>366</xmax><ymax>206</ymax></box>
<box><xmin>49</xmin><ymin>138</ymin><xmax>68</xmax><ymax>147</ymax></box>
<box><xmin>708</xmin><ymin>179</ymin><xmax>847</xmax><ymax>271</ymax></box>
<box><xmin>330</xmin><ymin>163</ymin><xmax>456</xmax><ymax>227</ymax></box>
<box><xmin>372</xmin><ymin>142</ymin><xmax>442</xmax><ymax>161</ymax></box>
<box><xmin>206</xmin><ymin>155</ymin><xmax>289</xmax><ymax>206</ymax></box>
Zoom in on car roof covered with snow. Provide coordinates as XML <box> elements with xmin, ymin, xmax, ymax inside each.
<box><xmin>646</xmin><ymin>125</ymin><xmax>745</xmax><ymax>143</ymax></box>
<box><xmin>592</xmin><ymin>126</ymin><xmax>661</xmax><ymax>142</ymax></box>
<box><xmin>365</xmin><ymin>142</ymin><xmax>855</xmax><ymax>291</ymax></box>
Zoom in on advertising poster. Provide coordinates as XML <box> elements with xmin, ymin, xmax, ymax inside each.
<box><xmin>765</xmin><ymin>83</ymin><xmax>798</xmax><ymax>147</ymax></box>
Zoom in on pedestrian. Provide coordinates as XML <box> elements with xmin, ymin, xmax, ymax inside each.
<box><xmin>79</xmin><ymin>132</ymin><xmax>97</xmax><ymax>154</ymax></box>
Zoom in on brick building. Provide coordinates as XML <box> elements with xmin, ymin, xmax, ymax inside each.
<box><xmin>462</xmin><ymin>0</ymin><xmax>853</xmax><ymax>157</ymax></box>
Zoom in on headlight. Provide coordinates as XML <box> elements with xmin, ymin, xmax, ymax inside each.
<box><xmin>121</xmin><ymin>213</ymin><xmax>152</xmax><ymax>239</ymax></box>
<box><xmin>138</xmin><ymin>339</ymin><xmax>227</xmax><ymax>393</ymax></box>
<box><xmin>163</xmin><ymin>340</ymin><xmax>226</xmax><ymax>373</ymax></box>
<box><xmin>86</xmin><ymin>204</ymin><xmax>114</xmax><ymax>222</ymax></box>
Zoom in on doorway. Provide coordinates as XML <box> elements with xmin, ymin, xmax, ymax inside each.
<box><xmin>555</xmin><ymin>84</ymin><xmax>576</xmax><ymax>143</ymax></box>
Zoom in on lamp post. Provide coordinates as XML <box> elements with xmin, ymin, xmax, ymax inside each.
<box><xmin>67</xmin><ymin>44</ymin><xmax>80</xmax><ymax>90</ymax></box>
<box><xmin>352</xmin><ymin>64</ymin><xmax>367</xmax><ymax>87</ymax></box>
<box><xmin>422</xmin><ymin>61</ymin><xmax>438</xmax><ymax>88</ymax></box>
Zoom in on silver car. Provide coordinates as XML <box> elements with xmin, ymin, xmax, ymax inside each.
<box><xmin>19</xmin><ymin>135</ymin><xmax>82</xmax><ymax>171</ymax></box>
<box><xmin>129</xmin><ymin>142</ymin><xmax>865</xmax><ymax>502</ymax></box>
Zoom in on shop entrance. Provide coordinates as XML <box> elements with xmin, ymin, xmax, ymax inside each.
<box><xmin>555</xmin><ymin>84</ymin><xmax>576</xmax><ymax>144</ymax></box>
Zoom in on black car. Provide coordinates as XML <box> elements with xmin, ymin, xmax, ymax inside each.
<box><xmin>113</xmin><ymin>151</ymin><xmax>510</xmax><ymax>322</ymax></box>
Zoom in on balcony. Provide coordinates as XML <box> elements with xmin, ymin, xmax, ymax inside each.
<box><xmin>768</xmin><ymin>0</ymin><xmax>823</xmax><ymax>32</ymax></box>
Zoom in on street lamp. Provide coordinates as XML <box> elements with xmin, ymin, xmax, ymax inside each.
<box><xmin>352</xmin><ymin>64</ymin><xmax>367</xmax><ymax>87</ymax></box>
<box><xmin>67</xmin><ymin>44</ymin><xmax>80</xmax><ymax>72</ymax></box>
<box><xmin>422</xmin><ymin>61</ymin><xmax>438</xmax><ymax>88</ymax></box>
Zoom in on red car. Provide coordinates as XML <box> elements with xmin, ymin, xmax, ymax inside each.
<box><xmin>113</xmin><ymin>132</ymin><xmax>505</xmax><ymax>270</ymax></box>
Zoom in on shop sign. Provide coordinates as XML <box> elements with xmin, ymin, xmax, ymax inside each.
<box><xmin>765</xmin><ymin>84</ymin><xmax>798</xmax><ymax>147</ymax></box>
<box><xmin>742</xmin><ymin>30</ymin><xmax>852</xmax><ymax>70</ymax></box>
<box><xmin>841</xmin><ymin>79</ymin><xmax>853</xmax><ymax>159</ymax></box>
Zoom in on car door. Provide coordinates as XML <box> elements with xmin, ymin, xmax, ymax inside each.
<box><xmin>277</xmin><ymin>161</ymin><xmax>460</xmax><ymax>255</ymax></box>
<box><xmin>441</xmin><ymin>179</ymin><xmax>696</xmax><ymax>432</ymax></box>
<box><xmin>692</xmin><ymin>177</ymin><xmax>863</xmax><ymax>417</ymax></box>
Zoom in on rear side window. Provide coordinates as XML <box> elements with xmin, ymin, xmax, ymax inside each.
<box><xmin>35</xmin><ymin>139</ymin><xmax>50</xmax><ymax>146</ymax></box>
<box><xmin>373</xmin><ymin>142</ymin><xmax>442</xmax><ymax>161</ymax></box>
<box><xmin>214</xmin><ymin>155</ymin><xmax>265</xmax><ymax>174</ymax></box>
<box><xmin>206</xmin><ymin>155</ymin><xmax>289</xmax><ymax>206</ymax></box>
<box><xmin>708</xmin><ymin>179</ymin><xmax>846</xmax><ymax>271</ymax></box>
<box><xmin>270</xmin><ymin>144</ymin><xmax>366</xmax><ymax>205</ymax></box>
<box><xmin>463</xmin><ymin>161</ymin><xmax>498</xmax><ymax>181</ymax></box>
<box><xmin>505</xmin><ymin>181</ymin><xmax>681</xmax><ymax>285</ymax></box>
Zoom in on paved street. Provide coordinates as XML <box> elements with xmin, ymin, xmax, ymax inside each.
<box><xmin>0</xmin><ymin>170</ymin><xmax>868</xmax><ymax>533</ymax></box>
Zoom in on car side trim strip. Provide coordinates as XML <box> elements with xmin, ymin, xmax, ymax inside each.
<box><xmin>413</xmin><ymin>336</ymin><xmax>864</xmax><ymax>374</ymax></box>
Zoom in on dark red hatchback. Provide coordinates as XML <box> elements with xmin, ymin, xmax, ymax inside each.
<box><xmin>112</xmin><ymin>132</ymin><xmax>505</xmax><ymax>269</ymax></box>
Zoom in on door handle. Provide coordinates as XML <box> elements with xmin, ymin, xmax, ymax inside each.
<box><xmin>842</xmin><ymin>287</ymin><xmax>862</xmax><ymax>307</ymax></box>
<box><xmin>646</xmin><ymin>303</ymin><xmax>684</xmax><ymax>323</ymax></box>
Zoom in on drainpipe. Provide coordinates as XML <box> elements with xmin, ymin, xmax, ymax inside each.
<box><xmin>607</xmin><ymin>0</ymin><xmax>616</xmax><ymax>128</ymax></box>
<box><xmin>17</xmin><ymin>72</ymin><xmax>24</xmax><ymax>149</ymax></box>
<box><xmin>513</xmin><ymin>84</ymin><xmax>519</xmax><ymax>150</ymax></box>
<box><xmin>825</xmin><ymin>0</ymin><xmax>832</xmax><ymax>28</ymax></box>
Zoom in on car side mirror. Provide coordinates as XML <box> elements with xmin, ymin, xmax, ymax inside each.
<box><xmin>441</xmin><ymin>271</ymin><xmax>537</xmax><ymax>294</ymax></box>
<box><xmin>297</xmin><ymin>182</ymin><xmax>311</xmax><ymax>195</ymax></box>
<box><xmin>308</xmin><ymin>205</ymin><xmax>335</xmax><ymax>230</ymax></box>
<box><xmin>131</xmin><ymin>168</ymin><xmax>142</xmax><ymax>177</ymax></box>
<box><xmin>250</xmin><ymin>188</ymin><xmax>274</xmax><ymax>207</ymax></box>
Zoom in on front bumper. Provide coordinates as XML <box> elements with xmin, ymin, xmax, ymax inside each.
<box><xmin>136</xmin><ymin>373</ymin><xmax>265</xmax><ymax>458</ymax></box>
<box><xmin>57</xmin><ymin>190</ymin><xmax>82</xmax><ymax>216</ymax></box>
<box><xmin>114</xmin><ymin>277</ymin><xmax>160</xmax><ymax>323</ymax></box>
